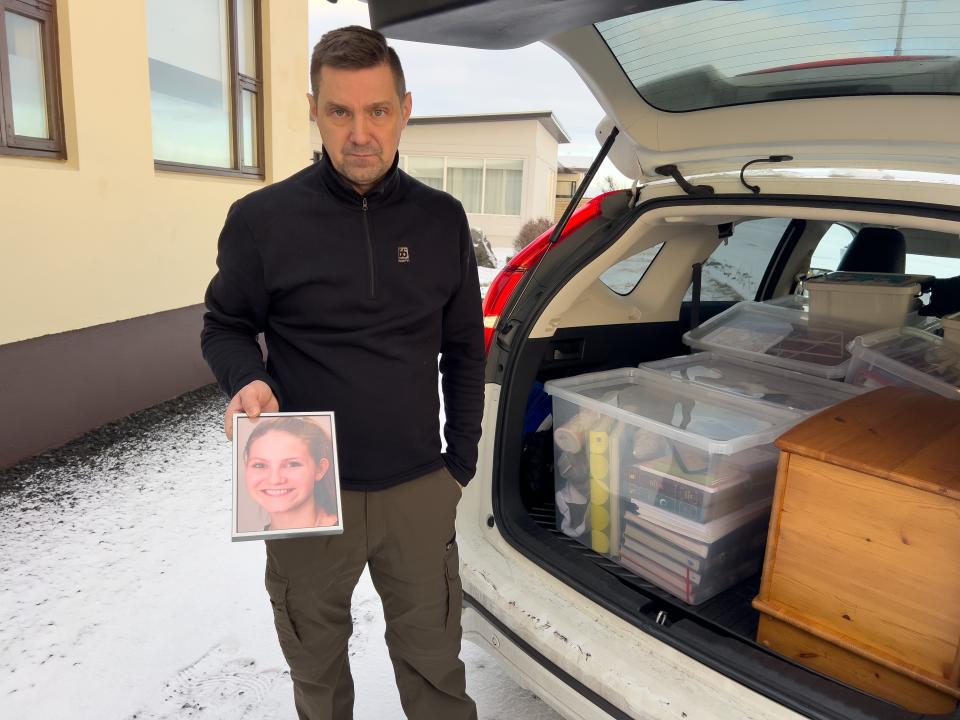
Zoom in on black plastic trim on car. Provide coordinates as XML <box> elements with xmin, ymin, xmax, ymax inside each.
<box><xmin>756</xmin><ymin>218</ymin><xmax>807</xmax><ymax>300</ymax></box>
<box><xmin>463</xmin><ymin>591</ymin><xmax>629</xmax><ymax>720</ymax></box>
<box><xmin>487</xmin><ymin>192</ymin><xmax>960</xmax><ymax>720</ymax></box>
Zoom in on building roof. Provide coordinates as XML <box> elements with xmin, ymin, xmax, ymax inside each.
<box><xmin>557</xmin><ymin>155</ymin><xmax>594</xmax><ymax>173</ymax></box>
<box><xmin>407</xmin><ymin>111</ymin><xmax>571</xmax><ymax>144</ymax></box>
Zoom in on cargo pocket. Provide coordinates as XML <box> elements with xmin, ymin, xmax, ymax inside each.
<box><xmin>443</xmin><ymin>538</ymin><xmax>463</xmax><ymax>632</ymax></box>
<box><xmin>264</xmin><ymin>568</ymin><xmax>304</xmax><ymax>664</ymax></box>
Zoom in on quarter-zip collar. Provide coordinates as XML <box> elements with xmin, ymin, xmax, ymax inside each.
<box><xmin>316</xmin><ymin>147</ymin><xmax>402</xmax><ymax>207</ymax></box>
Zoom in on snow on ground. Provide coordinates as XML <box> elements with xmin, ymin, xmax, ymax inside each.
<box><xmin>0</xmin><ymin>387</ymin><xmax>562</xmax><ymax>720</ymax></box>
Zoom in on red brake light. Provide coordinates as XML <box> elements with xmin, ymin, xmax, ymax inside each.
<box><xmin>482</xmin><ymin>191</ymin><xmax>618</xmax><ymax>353</ymax></box>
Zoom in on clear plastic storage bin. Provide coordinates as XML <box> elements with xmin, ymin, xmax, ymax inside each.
<box><xmin>806</xmin><ymin>272</ymin><xmax>928</xmax><ymax>329</ymax></box>
<box><xmin>765</xmin><ymin>295</ymin><xmax>941</xmax><ymax>333</ymax></box>
<box><xmin>545</xmin><ymin>368</ymin><xmax>801</xmax><ymax>572</ymax></box>
<box><xmin>620</xmin><ymin>498</ymin><xmax>772</xmax><ymax>604</ymax></box>
<box><xmin>683</xmin><ymin>301</ymin><xmax>863</xmax><ymax>379</ymax></box>
<box><xmin>845</xmin><ymin>327</ymin><xmax>960</xmax><ymax>400</ymax></box>
<box><xmin>639</xmin><ymin>351</ymin><xmax>864</xmax><ymax>414</ymax></box>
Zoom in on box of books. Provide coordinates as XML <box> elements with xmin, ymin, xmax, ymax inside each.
<box><xmin>545</xmin><ymin>368</ymin><xmax>800</xmax><ymax>558</ymax></box>
<box><xmin>619</xmin><ymin>499</ymin><xmax>771</xmax><ymax>604</ymax></box>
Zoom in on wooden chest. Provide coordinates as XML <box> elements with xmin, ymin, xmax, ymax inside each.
<box><xmin>752</xmin><ymin>387</ymin><xmax>960</xmax><ymax>714</ymax></box>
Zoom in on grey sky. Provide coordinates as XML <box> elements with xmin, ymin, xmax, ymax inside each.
<box><xmin>307</xmin><ymin>0</ymin><xmax>620</xmax><ymax>171</ymax></box>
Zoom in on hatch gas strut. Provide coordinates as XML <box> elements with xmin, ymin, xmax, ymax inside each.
<box><xmin>494</xmin><ymin>126</ymin><xmax>621</xmax><ymax>350</ymax></box>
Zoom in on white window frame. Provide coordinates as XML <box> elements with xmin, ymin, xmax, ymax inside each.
<box><xmin>402</xmin><ymin>153</ymin><xmax>525</xmax><ymax>217</ymax></box>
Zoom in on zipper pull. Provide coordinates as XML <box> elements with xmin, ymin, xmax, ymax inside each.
<box><xmin>362</xmin><ymin>197</ymin><xmax>368</xmax><ymax>211</ymax></box>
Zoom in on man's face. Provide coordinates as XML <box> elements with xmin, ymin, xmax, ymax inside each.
<box><xmin>309</xmin><ymin>63</ymin><xmax>411</xmax><ymax>195</ymax></box>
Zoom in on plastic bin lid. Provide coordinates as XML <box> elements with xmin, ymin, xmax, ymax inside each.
<box><xmin>544</xmin><ymin>367</ymin><xmax>802</xmax><ymax>455</ymax></box>
<box><xmin>683</xmin><ymin>301</ymin><xmax>860</xmax><ymax>379</ymax></box>
<box><xmin>806</xmin><ymin>271</ymin><xmax>932</xmax><ymax>293</ymax></box>
<box><xmin>848</xmin><ymin>327</ymin><xmax>960</xmax><ymax>399</ymax></box>
<box><xmin>639</xmin><ymin>352</ymin><xmax>864</xmax><ymax>414</ymax></box>
<box><xmin>628</xmin><ymin>496</ymin><xmax>772</xmax><ymax>544</ymax></box>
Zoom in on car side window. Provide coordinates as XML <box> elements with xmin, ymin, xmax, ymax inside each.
<box><xmin>600</xmin><ymin>243</ymin><xmax>664</xmax><ymax>295</ymax></box>
<box><xmin>684</xmin><ymin>218</ymin><xmax>791</xmax><ymax>301</ymax></box>
<box><xmin>810</xmin><ymin>223</ymin><xmax>856</xmax><ymax>273</ymax></box>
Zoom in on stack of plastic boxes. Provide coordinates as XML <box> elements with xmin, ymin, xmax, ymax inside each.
<box><xmin>546</xmin><ymin>274</ymin><xmax>957</xmax><ymax>605</ymax></box>
<box><xmin>545</xmin><ymin>363</ymin><xmax>859</xmax><ymax>604</ymax></box>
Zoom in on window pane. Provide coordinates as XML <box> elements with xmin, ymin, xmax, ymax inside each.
<box><xmin>447</xmin><ymin>158</ymin><xmax>482</xmax><ymax>213</ymax></box>
<box><xmin>810</xmin><ymin>223</ymin><xmax>856</xmax><ymax>272</ymax></box>
<box><xmin>237</xmin><ymin>0</ymin><xmax>257</xmax><ymax>78</ymax></box>
<box><xmin>484</xmin><ymin>159</ymin><xmax>522</xmax><ymax>215</ymax></box>
<box><xmin>5</xmin><ymin>12</ymin><xmax>49</xmax><ymax>139</ymax></box>
<box><xmin>597</xmin><ymin>1</ymin><xmax>960</xmax><ymax>112</ymax></box>
<box><xmin>601</xmin><ymin>243</ymin><xmax>664</xmax><ymax>295</ymax></box>
<box><xmin>556</xmin><ymin>180</ymin><xmax>576</xmax><ymax>198</ymax></box>
<box><xmin>147</xmin><ymin>0</ymin><xmax>233</xmax><ymax>167</ymax></box>
<box><xmin>407</xmin><ymin>156</ymin><xmax>444</xmax><ymax>190</ymax></box>
<box><xmin>684</xmin><ymin>218</ymin><xmax>790</xmax><ymax>301</ymax></box>
<box><xmin>241</xmin><ymin>89</ymin><xmax>257</xmax><ymax>167</ymax></box>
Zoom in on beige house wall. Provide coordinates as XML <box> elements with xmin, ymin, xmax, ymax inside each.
<box><xmin>0</xmin><ymin>0</ymin><xmax>310</xmax><ymax>467</ymax></box>
<box><xmin>0</xmin><ymin>0</ymin><xmax>310</xmax><ymax>346</ymax></box>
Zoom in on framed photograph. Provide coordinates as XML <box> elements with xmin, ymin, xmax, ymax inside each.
<box><xmin>232</xmin><ymin>411</ymin><xmax>344</xmax><ymax>541</ymax></box>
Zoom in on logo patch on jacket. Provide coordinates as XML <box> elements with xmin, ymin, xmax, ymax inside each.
<box><xmin>398</xmin><ymin>246</ymin><xmax>410</xmax><ymax>263</ymax></box>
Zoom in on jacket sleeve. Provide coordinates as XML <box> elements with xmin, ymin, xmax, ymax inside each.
<box><xmin>439</xmin><ymin>211</ymin><xmax>486</xmax><ymax>486</ymax></box>
<box><xmin>200</xmin><ymin>201</ymin><xmax>282</xmax><ymax>404</ymax></box>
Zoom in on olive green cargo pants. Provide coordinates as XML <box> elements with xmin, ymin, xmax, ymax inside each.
<box><xmin>263</xmin><ymin>467</ymin><xmax>477</xmax><ymax>720</ymax></box>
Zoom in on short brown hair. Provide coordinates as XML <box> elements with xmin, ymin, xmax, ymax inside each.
<box><xmin>310</xmin><ymin>25</ymin><xmax>406</xmax><ymax>100</ymax></box>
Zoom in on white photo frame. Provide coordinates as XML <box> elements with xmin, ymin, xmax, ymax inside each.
<box><xmin>232</xmin><ymin>411</ymin><xmax>344</xmax><ymax>541</ymax></box>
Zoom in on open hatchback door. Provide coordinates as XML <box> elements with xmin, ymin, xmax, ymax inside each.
<box><xmin>365</xmin><ymin>2</ymin><xmax>960</xmax><ymax>719</ymax></box>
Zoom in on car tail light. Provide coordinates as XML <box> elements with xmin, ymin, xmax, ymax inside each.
<box><xmin>482</xmin><ymin>191</ymin><xmax>617</xmax><ymax>353</ymax></box>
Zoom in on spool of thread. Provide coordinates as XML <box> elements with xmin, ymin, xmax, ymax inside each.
<box><xmin>589</xmin><ymin>477</ymin><xmax>609</xmax><ymax>506</ymax></box>
<box><xmin>589</xmin><ymin>431</ymin><xmax>608</xmax><ymax>454</ymax></box>
<box><xmin>591</xmin><ymin>530</ymin><xmax>610</xmax><ymax>554</ymax></box>
<box><xmin>588</xmin><ymin>452</ymin><xmax>608</xmax><ymax>480</ymax></box>
<box><xmin>556</xmin><ymin>452</ymin><xmax>588</xmax><ymax>481</ymax></box>
<box><xmin>590</xmin><ymin>504</ymin><xmax>610</xmax><ymax>532</ymax></box>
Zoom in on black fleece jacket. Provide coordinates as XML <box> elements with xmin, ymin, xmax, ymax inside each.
<box><xmin>201</xmin><ymin>153</ymin><xmax>485</xmax><ymax>490</ymax></box>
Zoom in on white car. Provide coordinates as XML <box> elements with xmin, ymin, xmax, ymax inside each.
<box><xmin>370</xmin><ymin>2</ymin><xmax>960</xmax><ymax>718</ymax></box>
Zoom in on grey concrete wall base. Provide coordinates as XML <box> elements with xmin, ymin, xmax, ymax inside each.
<box><xmin>0</xmin><ymin>305</ymin><xmax>218</xmax><ymax>469</ymax></box>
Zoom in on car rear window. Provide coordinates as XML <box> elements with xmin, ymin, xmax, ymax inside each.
<box><xmin>684</xmin><ymin>217</ymin><xmax>790</xmax><ymax>301</ymax></box>
<box><xmin>596</xmin><ymin>0</ymin><xmax>960</xmax><ymax>112</ymax></box>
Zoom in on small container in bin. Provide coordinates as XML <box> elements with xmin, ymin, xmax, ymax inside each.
<box><xmin>545</xmin><ymin>368</ymin><xmax>801</xmax><ymax>563</ymax></box>
<box><xmin>943</xmin><ymin>312</ymin><xmax>960</xmax><ymax>345</ymax></box>
<box><xmin>684</xmin><ymin>301</ymin><xmax>861</xmax><ymax>379</ymax></box>
<box><xmin>845</xmin><ymin>327</ymin><xmax>960</xmax><ymax>400</ymax></box>
<box><xmin>639</xmin><ymin>351</ymin><xmax>864</xmax><ymax>414</ymax></box>
<box><xmin>620</xmin><ymin>498</ymin><xmax>771</xmax><ymax>604</ymax></box>
<box><xmin>806</xmin><ymin>272</ymin><xmax>930</xmax><ymax>330</ymax></box>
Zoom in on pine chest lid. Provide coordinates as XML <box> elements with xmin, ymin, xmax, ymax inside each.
<box><xmin>776</xmin><ymin>387</ymin><xmax>960</xmax><ymax>500</ymax></box>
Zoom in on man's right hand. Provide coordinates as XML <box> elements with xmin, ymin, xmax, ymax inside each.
<box><xmin>225</xmin><ymin>379</ymin><xmax>279</xmax><ymax>439</ymax></box>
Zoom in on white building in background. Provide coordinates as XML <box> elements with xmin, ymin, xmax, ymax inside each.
<box><xmin>311</xmin><ymin>110</ymin><xmax>571</xmax><ymax>255</ymax></box>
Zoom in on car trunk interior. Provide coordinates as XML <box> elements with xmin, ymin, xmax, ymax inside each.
<box><xmin>488</xmin><ymin>194</ymin><xmax>960</xmax><ymax>720</ymax></box>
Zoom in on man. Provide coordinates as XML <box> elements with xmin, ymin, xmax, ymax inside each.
<box><xmin>201</xmin><ymin>26</ymin><xmax>484</xmax><ymax>720</ymax></box>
